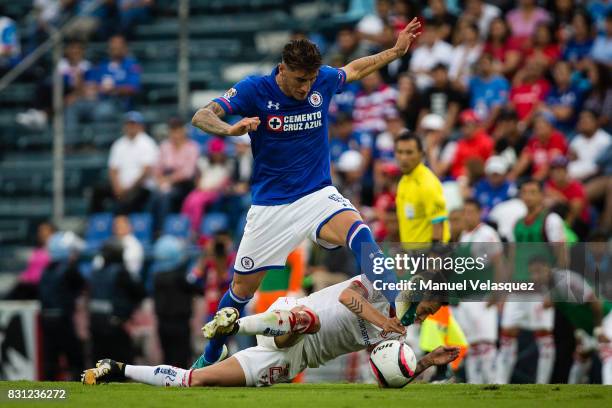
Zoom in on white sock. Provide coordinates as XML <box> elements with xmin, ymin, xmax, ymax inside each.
<box><xmin>480</xmin><ymin>343</ymin><xmax>497</xmax><ymax>384</ymax></box>
<box><xmin>237</xmin><ymin>310</ymin><xmax>293</xmax><ymax>337</ymax></box>
<box><xmin>465</xmin><ymin>344</ymin><xmax>483</xmax><ymax>384</ymax></box>
<box><xmin>535</xmin><ymin>335</ymin><xmax>555</xmax><ymax>384</ymax></box>
<box><xmin>568</xmin><ymin>358</ymin><xmax>591</xmax><ymax>384</ymax></box>
<box><xmin>495</xmin><ymin>336</ymin><xmax>517</xmax><ymax>384</ymax></box>
<box><xmin>600</xmin><ymin>344</ymin><xmax>612</xmax><ymax>385</ymax></box>
<box><xmin>124</xmin><ymin>365</ymin><xmax>192</xmax><ymax>387</ymax></box>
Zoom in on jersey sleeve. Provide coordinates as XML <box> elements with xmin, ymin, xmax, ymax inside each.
<box><xmin>545</xmin><ymin>212</ymin><xmax>566</xmax><ymax>243</ymax></box>
<box><xmin>426</xmin><ymin>179</ymin><xmax>449</xmax><ymax>224</ymax></box>
<box><xmin>212</xmin><ymin>78</ymin><xmax>256</xmax><ymax>116</ymax></box>
<box><xmin>319</xmin><ymin>65</ymin><xmax>347</xmax><ymax>95</ymax></box>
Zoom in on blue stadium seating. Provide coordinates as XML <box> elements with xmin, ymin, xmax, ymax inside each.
<box><xmin>163</xmin><ymin>214</ymin><xmax>191</xmax><ymax>239</ymax></box>
<box><xmin>200</xmin><ymin>212</ymin><xmax>230</xmax><ymax>237</ymax></box>
<box><xmin>84</xmin><ymin>213</ymin><xmax>114</xmax><ymax>252</ymax></box>
<box><xmin>129</xmin><ymin>213</ymin><xmax>154</xmax><ymax>249</ymax></box>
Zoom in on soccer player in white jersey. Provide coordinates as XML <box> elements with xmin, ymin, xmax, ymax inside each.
<box><xmin>188</xmin><ymin>19</ymin><xmax>424</xmax><ymax>369</ymax></box>
<box><xmin>451</xmin><ymin>199</ymin><xmax>505</xmax><ymax>384</ymax></box>
<box><xmin>82</xmin><ymin>274</ymin><xmax>459</xmax><ymax>387</ymax></box>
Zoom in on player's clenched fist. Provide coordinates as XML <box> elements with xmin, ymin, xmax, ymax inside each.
<box><xmin>228</xmin><ymin>117</ymin><xmax>260</xmax><ymax>136</ymax></box>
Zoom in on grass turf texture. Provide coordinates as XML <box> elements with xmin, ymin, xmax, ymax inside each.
<box><xmin>1</xmin><ymin>382</ymin><xmax>611</xmax><ymax>407</ymax></box>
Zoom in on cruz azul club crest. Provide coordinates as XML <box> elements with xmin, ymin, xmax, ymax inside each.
<box><xmin>267</xmin><ymin>116</ymin><xmax>283</xmax><ymax>131</ymax></box>
<box><xmin>308</xmin><ymin>91</ymin><xmax>323</xmax><ymax>107</ymax></box>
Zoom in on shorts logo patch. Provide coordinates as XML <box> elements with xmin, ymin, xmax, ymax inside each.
<box><xmin>241</xmin><ymin>256</ymin><xmax>254</xmax><ymax>270</ymax></box>
<box><xmin>308</xmin><ymin>91</ymin><xmax>323</xmax><ymax>108</ymax></box>
<box><xmin>223</xmin><ymin>87</ymin><xmax>237</xmax><ymax>99</ymax></box>
<box><xmin>267</xmin><ymin>115</ymin><xmax>283</xmax><ymax>131</ymax></box>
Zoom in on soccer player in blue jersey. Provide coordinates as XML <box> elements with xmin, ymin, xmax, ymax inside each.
<box><xmin>190</xmin><ymin>18</ymin><xmax>423</xmax><ymax>369</ymax></box>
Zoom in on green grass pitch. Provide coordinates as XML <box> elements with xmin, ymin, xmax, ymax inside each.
<box><xmin>1</xmin><ymin>382</ymin><xmax>611</xmax><ymax>407</ymax></box>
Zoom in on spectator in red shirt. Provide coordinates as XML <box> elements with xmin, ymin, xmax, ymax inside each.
<box><xmin>510</xmin><ymin>111</ymin><xmax>568</xmax><ymax>181</ymax></box>
<box><xmin>525</xmin><ymin>23</ymin><xmax>561</xmax><ymax>65</ymax></box>
<box><xmin>483</xmin><ymin>17</ymin><xmax>522</xmax><ymax>77</ymax></box>
<box><xmin>545</xmin><ymin>156</ymin><xmax>590</xmax><ymax>238</ymax></box>
<box><xmin>509</xmin><ymin>59</ymin><xmax>551</xmax><ymax>128</ymax></box>
<box><xmin>445</xmin><ymin>109</ymin><xmax>494</xmax><ymax>180</ymax></box>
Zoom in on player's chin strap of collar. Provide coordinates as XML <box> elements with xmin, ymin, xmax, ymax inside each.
<box><xmin>399</xmin><ymin>302</ymin><xmax>418</xmax><ymax>327</ymax></box>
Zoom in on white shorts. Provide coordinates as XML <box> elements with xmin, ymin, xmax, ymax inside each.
<box><xmin>500</xmin><ymin>299</ymin><xmax>554</xmax><ymax>331</ymax></box>
<box><xmin>233</xmin><ymin>297</ymin><xmax>307</xmax><ymax>387</ymax></box>
<box><xmin>234</xmin><ymin>186</ymin><xmax>357</xmax><ymax>274</ymax></box>
<box><xmin>452</xmin><ymin>302</ymin><xmax>498</xmax><ymax>344</ymax></box>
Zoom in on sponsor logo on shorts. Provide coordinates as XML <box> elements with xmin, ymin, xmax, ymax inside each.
<box><xmin>241</xmin><ymin>256</ymin><xmax>254</xmax><ymax>270</ymax></box>
<box><xmin>308</xmin><ymin>91</ymin><xmax>323</xmax><ymax>107</ymax></box>
<box><xmin>328</xmin><ymin>193</ymin><xmax>350</xmax><ymax>207</ymax></box>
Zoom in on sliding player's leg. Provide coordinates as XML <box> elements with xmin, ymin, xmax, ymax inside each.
<box><xmin>318</xmin><ymin>210</ymin><xmax>399</xmax><ymax>304</ymax></box>
<box><xmin>82</xmin><ymin>356</ymin><xmax>247</xmax><ymax>387</ymax></box>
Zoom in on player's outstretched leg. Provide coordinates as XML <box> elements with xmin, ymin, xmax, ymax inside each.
<box><xmin>193</xmin><ymin>279</ymin><xmax>258</xmax><ymax>369</ymax></box>
<box><xmin>205</xmin><ymin>306</ymin><xmax>320</xmax><ymax>339</ymax></box>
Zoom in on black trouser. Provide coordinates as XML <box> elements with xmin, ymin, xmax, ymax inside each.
<box><xmin>41</xmin><ymin>314</ymin><xmax>84</xmax><ymax>381</ymax></box>
<box><xmin>157</xmin><ymin>319</ymin><xmax>192</xmax><ymax>369</ymax></box>
<box><xmin>89</xmin><ymin>183</ymin><xmax>150</xmax><ymax>214</ymax></box>
<box><xmin>90</xmin><ymin>314</ymin><xmax>135</xmax><ymax>365</ymax></box>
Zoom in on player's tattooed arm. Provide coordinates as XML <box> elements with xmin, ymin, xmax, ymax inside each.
<box><xmin>338</xmin><ymin>282</ymin><xmax>405</xmax><ymax>335</ymax></box>
<box><xmin>342</xmin><ymin>17</ymin><xmax>421</xmax><ymax>82</ymax></box>
<box><xmin>406</xmin><ymin>346</ymin><xmax>461</xmax><ymax>384</ymax></box>
<box><xmin>191</xmin><ymin>101</ymin><xmax>260</xmax><ymax>137</ymax></box>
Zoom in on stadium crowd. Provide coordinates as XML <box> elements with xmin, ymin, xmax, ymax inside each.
<box><xmin>2</xmin><ymin>0</ymin><xmax>612</xmax><ymax>385</ymax></box>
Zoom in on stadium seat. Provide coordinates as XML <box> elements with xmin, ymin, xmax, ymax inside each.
<box><xmin>129</xmin><ymin>213</ymin><xmax>154</xmax><ymax>248</ymax></box>
<box><xmin>200</xmin><ymin>212</ymin><xmax>230</xmax><ymax>237</ymax></box>
<box><xmin>85</xmin><ymin>213</ymin><xmax>114</xmax><ymax>252</ymax></box>
<box><xmin>162</xmin><ymin>214</ymin><xmax>191</xmax><ymax>239</ymax></box>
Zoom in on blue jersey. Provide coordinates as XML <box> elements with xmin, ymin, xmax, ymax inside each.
<box><xmin>213</xmin><ymin>65</ymin><xmax>347</xmax><ymax>205</ymax></box>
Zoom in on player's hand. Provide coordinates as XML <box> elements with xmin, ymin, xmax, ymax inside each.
<box><xmin>393</xmin><ymin>17</ymin><xmax>422</xmax><ymax>56</ymax></box>
<box><xmin>380</xmin><ymin>317</ymin><xmax>406</xmax><ymax>336</ymax></box>
<box><xmin>427</xmin><ymin>346</ymin><xmax>461</xmax><ymax>366</ymax></box>
<box><xmin>228</xmin><ymin>117</ymin><xmax>260</xmax><ymax>136</ymax></box>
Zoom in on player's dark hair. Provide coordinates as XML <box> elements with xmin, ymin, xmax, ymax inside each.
<box><xmin>395</xmin><ymin>131</ymin><xmax>423</xmax><ymax>152</ymax></box>
<box><xmin>281</xmin><ymin>39</ymin><xmax>322</xmax><ymax>73</ymax></box>
<box><xmin>463</xmin><ymin>198</ymin><xmax>481</xmax><ymax>210</ymax></box>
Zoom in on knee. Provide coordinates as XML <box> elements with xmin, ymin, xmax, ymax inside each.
<box><xmin>290</xmin><ymin>306</ymin><xmax>320</xmax><ymax>334</ymax></box>
<box><xmin>190</xmin><ymin>370</ymin><xmax>218</xmax><ymax>387</ymax></box>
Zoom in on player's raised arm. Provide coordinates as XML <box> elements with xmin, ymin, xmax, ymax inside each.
<box><xmin>342</xmin><ymin>17</ymin><xmax>421</xmax><ymax>83</ymax></box>
<box><xmin>338</xmin><ymin>281</ymin><xmax>406</xmax><ymax>335</ymax></box>
<box><xmin>191</xmin><ymin>101</ymin><xmax>260</xmax><ymax>137</ymax></box>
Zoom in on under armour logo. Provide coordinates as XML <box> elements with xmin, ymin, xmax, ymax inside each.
<box><xmin>267</xmin><ymin>100</ymin><xmax>280</xmax><ymax>110</ymax></box>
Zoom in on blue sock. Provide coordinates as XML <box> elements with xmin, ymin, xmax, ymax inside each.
<box><xmin>203</xmin><ymin>284</ymin><xmax>252</xmax><ymax>363</ymax></box>
<box><xmin>347</xmin><ymin>221</ymin><xmax>399</xmax><ymax>304</ymax></box>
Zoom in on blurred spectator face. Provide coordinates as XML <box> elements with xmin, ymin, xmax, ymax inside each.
<box><xmin>572</xmin><ymin>13</ymin><xmax>590</xmax><ymax>40</ymax></box>
<box><xmin>395</xmin><ymin>138</ymin><xmax>423</xmax><ymax>174</ymax></box>
<box><xmin>485</xmin><ymin>156</ymin><xmax>509</xmax><ymax>186</ymax></box>
<box><xmin>431</xmin><ymin>65</ymin><xmax>448</xmax><ymax>86</ymax></box>
<box><xmin>533</xmin><ymin>24</ymin><xmax>553</xmax><ymax>47</ymax></box>
<box><xmin>524</xmin><ymin>59</ymin><xmax>544</xmax><ymax>81</ymax></box>
<box><xmin>552</xmin><ymin>61</ymin><xmax>571</xmax><ymax>87</ymax></box>
<box><xmin>398</xmin><ymin>73</ymin><xmax>416</xmax><ymax>95</ymax></box>
<box><xmin>394</xmin><ymin>0</ymin><xmax>412</xmax><ymax>18</ymax></box>
<box><xmin>466</xmin><ymin>0</ymin><xmax>482</xmax><ymax>16</ymax></box>
<box><xmin>385</xmin><ymin>115</ymin><xmax>405</xmax><ymax>137</ymax></box>
<box><xmin>488</xmin><ymin>17</ymin><xmax>508</xmax><ymax>42</ymax></box>
<box><xmin>375</xmin><ymin>0</ymin><xmax>391</xmax><ymax>17</ymax></box>
<box><xmin>383</xmin><ymin>209</ymin><xmax>399</xmax><ymax>238</ymax></box>
<box><xmin>476</xmin><ymin>54</ymin><xmax>493</xmax><ymax>77</ymax></box>
<box><xmin>169</xmin><ymin>124</ymin><xmax>186</xmax><ymax>145</ymax></box>
<box><xmin>520</xmin><ymin>0</ymin><xmax>536</xmax><ymax>8</ymax></box>
<box><xmin>429</xmin><ymin>0</ymin><xmax>447</xmax><ymax>16</ymax></box>
<box><xmin>123</xmin><ymin>121</ymin><xmax>142</xmax><ymax>138</ymax></box>
<box><xmin>577</xmin><ymin>110</ymin><xmax>598</xmax><ymax>136</ymax></box>
<box><xmin>361</xmin><ymin>71</ymin><xmax>382</xmax><ymax>93</ymax></box>
<box><xmin>419</xmin><ymin>27</ymin><xmax>437</xmax><ymax>47</ymax></box>
<box><xmin>555</xmin><ymin>0</ymin><xmax>573</xmax><ymax>14</ymax></box>
<box><xmin>65</xmin><ymin>41</ymin><xmax>85</xmax><ymax>64</ymax></box>
<box><xmin>461</xmin><ymin>121</ymin><xmax>478</xmax><ymax>139</ymax></box>
<box><xmin>550</xmin><ymin>161</ymin><xmax>569</xmax><ymax>186</ymax></box>
<box><xmin>529</xmin><ymin>260</ymin><xmax>552</xmax><ymax>290</ymax></box>
<box><xmin>463</xmin><ymin>202</ymin><xmax>481</xmax><ymax>230</ymax></box>
<box><xmin>38</xmin><ymin>222</ymin><xmax>55</xmax><ymax>246</ymax></box>
<box><xmin>449</xmin><ymin>209</ymin><xmax>464</xmax><ymax>238</ymax></box>
<box><xmin>520</xmin><ymin>181</ymin><xmax>544</xmax><ymax>210</ymax></box>
<box><xmin>606</xmin><ymin>15</ymin><xmax>612</xmax><ymax>36</ymax></box>
<box><xmin>533</xmin><ymin>116</ymin><xmax>553</xmax><ymax>140</ymax></box>
<box><xmin>461</xmin><ymin>23</ymin><xmax>479</xmax><ymax>44</ymax></box>
<box><xmin>108</xmin><ymin>35</ymin><xmax>128</xmax><ymax>60</ymax></box>
<box><xmin>337</xmin><ymin>29</ymin><xmax>358</xmax><ymax>53</ymax></box>
<box><xmin>333</xmin><ymin>117</ymin><xmax>353</xmax><ymax>140</ymax></box>
<box><xmin>113</xmin><ymin>215</ymin><xmax>132</xmax><ymax>238</ymax></box>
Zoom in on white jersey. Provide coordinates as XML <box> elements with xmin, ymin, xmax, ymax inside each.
<box><xmin>459</xmin><ymin>223</ymin><xmax>503</xmax><ymax>262</ymax></box>
<box><xmin>297</xmin><ymin>276</ymin><xmax>399</xmax><ymax>368</ymax></box>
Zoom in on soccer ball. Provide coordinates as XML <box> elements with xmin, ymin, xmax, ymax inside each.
<box><xmin>369</xmin><ymin>340</ymin><xmax>417</xmax><ymax>388</ymax></box>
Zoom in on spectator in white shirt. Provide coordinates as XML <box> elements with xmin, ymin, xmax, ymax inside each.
<box><xmin>409</xmin><ymin>21</ymin><xmax>453</xmax><ymax>89</ymax></box>
<box><xmin>568</xmin><ymin>109</ymin><xmax>612</xmax><ymax>181</ymax></box>
<box><xmin>463</xmin><ymin>0</ymin><xmax>501</xmax><ymax>39</ymax></box>
<box><xmin>90</xmin><ymin>111</ymin><xmax>159</xmax><ymax>213</ymax></box>
<box><xmin>449</xmin><ymin>22</ymin><xmax>483</xmax><ymax>86</ymax></box>
<box><xmin>112</xmin><ymin>215</ymin><xmax>144</xmax><ymax>280</ymax></box>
